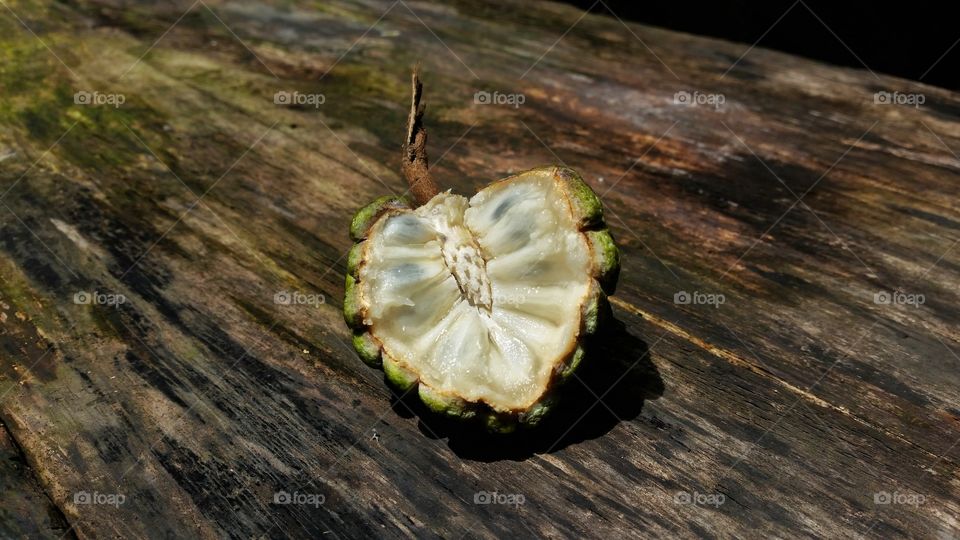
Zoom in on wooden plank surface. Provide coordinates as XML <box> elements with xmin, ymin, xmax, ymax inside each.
<box><xmin>1</xmin><ymin>0</ymin><xmax>958</xmax><ymax>538</ymax></box>
<box><xmin>0</xmin><ymin>420</ymin><xmax>73</xmax><ymax>539</ymax></box>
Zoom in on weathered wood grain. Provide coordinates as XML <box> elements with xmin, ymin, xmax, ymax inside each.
<box><xmin>0</xmin><ymin>0</ymin><xmax>958</xmax><ymax>538</ymax></box>
<box><xmin>0</xmin><ymin>421</ymin><xmax>73</xmax><ymax>539</ymax></box>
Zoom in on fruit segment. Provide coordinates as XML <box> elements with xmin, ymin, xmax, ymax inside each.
<box><xmin>345</xmin><ymin>166</ymin><xmax>620</xmax><ymax>427</ymax></box>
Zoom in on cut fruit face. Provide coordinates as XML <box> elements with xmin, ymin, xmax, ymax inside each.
<box><xmin>345</xmin><ymin>166</ymin><xmax>619</xmax><ymax>430</ymax></box>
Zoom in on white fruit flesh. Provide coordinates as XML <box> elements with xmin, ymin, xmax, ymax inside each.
<box><xmin>358</xmin><ymin>174</ymin><xmax>591</xmax><ymax>410</ymax></box>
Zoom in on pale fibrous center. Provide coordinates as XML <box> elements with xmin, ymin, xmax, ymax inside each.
<box><xmin>429</xmin><ymin>201</ymin><xmax>493</xmax><ymax>311</ymax></box>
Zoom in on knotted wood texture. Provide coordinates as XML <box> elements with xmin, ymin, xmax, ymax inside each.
<box><xmin>0</xmin><ymin>0</ymin><xmax>958</xmax><ymax>538</ymax></box>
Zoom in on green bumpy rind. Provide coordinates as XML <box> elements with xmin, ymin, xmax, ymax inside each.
<box><xmin>554</xmin><ymin>166</ymin><xmax>605</xmax><ymax>229</ymax></box>
<box><xmin>352</xmin><ymin>331</ymin><xmax>382</xmax><ymax>368</ymax></box>
<box><xmin>581</xmin><ymin>280</ymin><xmax>606</xmax><ymax>336</ymax></box>
<box><xmin>586</xmin><ymin>229</ymin><xmax>621</xmax><ymax>295</ymax></box>
<box><xmin>484</xmin><ymin>412</ymin><xmax>519</xmax><ymax>435</ymax></box>
<box><xmin>343</xmin><ymin>274</ymin><xmax>364</xmax><ymax>329</ymax></box>
<box><xmin>518</xmin><ymin>396</ymin><xmax>557</xmax><ymax>428</ymax></box>
<box><xmin>347</xmin><ymin>242</ymin><xmax>365</xmax><ymax>279</ymax></box>
<box><xmin>553</xmin><ymin>166</ymin><xmax>620</xmax><ymax>294</ymax></box>
<box><xmin>419</xmin><ymin>385</ymin><xmax>478</xmax><ymax>420</ymax></box>
<box><xmin>349</xmin><ymin>195</ymin><xmax>411</xmax><ymax>242</ymax></box>
<box><xmin>345</xmin><ymin>166</ymin><xmax>621</xmax><ymax>433</ymax></box>
<box><xmin>557</xmin><ymin>344</ymin><xmax>586</xmax><ymax>383</ymax></box>
<box><xmin>382</xmin><ymin>355</ymin><xmax>419</xmax><ymax>393</ymax></box>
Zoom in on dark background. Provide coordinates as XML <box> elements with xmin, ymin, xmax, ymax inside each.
<box><xmin>559</xmin><ymin>0</ymin><xmax>959</xmax><ymax>91</ymax></box>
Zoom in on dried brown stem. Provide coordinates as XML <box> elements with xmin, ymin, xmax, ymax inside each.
<box><xmin>402</xmin><ymin>66</ymin><xmax>440</xmax><ymax>206</ymax></box>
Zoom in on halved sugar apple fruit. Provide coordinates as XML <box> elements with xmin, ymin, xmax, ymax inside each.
<box><xmin>344</xmin><ymin>166</ymin><xmax>620</xmax><ymax>432</ymax></box>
